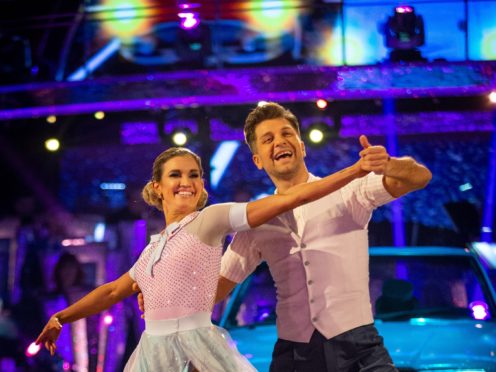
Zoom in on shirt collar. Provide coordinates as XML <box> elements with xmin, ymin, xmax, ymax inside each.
<box><xmin>274</xmin><ymin>173</ymin><xmax>316</xmax><ymax>194</ymax></box>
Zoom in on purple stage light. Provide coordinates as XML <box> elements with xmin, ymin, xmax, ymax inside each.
<box><xmin>25</xmin><ymin>342</ymin><xmax>41</xmax><ymax>357</ymax></box>
<box><xmin>103</xmin><ymin>314</ymin><xmax>114</xmax><ymax>326</ymax></box>
<box><xmin>395</xmin><ymin>5</ymin><xmax>413</xmax><ymax>13</ymax></box>
<box><xmin>469</xmin><ymin>301</ymin><xmax>490</xmax><ymax>320</ymax></box>
<box><xmin>177</xmin><ymin>1</ymin><xmax>200</xmax><ymax>10</ymax></box>
<box><xmin>1</xmin><ymin>62</ymin><xmax>495</xmax><ymax>121</ymax></box>
<box><xmin>178</xmin><ymin>12</ymin><xmax>199</xmax><ymax>30</ymax></box>
<box><xmin>259</xmin><ymin>312</ymin><xmax>270</xmax><ymax>320</ymax></box>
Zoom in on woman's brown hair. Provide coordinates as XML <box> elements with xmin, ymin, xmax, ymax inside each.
<box><xmin>142</xmin><ymin>147</ymin><xmax>208</xmax><ymax>211</ymax></box>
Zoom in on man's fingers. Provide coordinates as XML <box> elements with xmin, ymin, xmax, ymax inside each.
<box><xmin>365</xmin><ymin>160</ymin><xmax>388</xmax><ymax>167</ymax></box>
<box><xmin>360</xmin><ymin>145</ymin><xmax>387</xmax><ymax>156</ymax></box>
<box><xmin>362</xmin><ymin>154</ymin><xmax>389</xmax><ymax>163</ymax></box>
<box><xmin>138</xmin><ymin>293</ymin><xmax>145</xmax><ymax>312</ymax></box>
<box><xmin>359</xmin><ymin>135</ymin><xmax>371</xmax><ymax>149</ymax></box>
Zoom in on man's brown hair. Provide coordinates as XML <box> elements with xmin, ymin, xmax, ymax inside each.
<box><xmin>244</xmin><ymin>102</ymin><xmax>301</xmax><ymax>153</ymax></box>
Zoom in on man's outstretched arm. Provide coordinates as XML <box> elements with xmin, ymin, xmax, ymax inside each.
<box><xmin>382</xmin><ymin>156</ymin><xmax>432</xmax><ymax>198</ymax></box>
<box><xmin>359</xmin><ymin>135</ymin><xmax>432</xmax><ymax>198</ymax></box>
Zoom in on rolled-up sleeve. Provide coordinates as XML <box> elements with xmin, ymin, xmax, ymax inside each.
<box><xmin>341</xmin><ymin>173</ymin><xmax>396</xmax><ymax>227</ymax></box>
<box><xmin>361</xmin><ymin>173</ymin><xmax>396</xmax><ymax>207</ymax></box>
<box><xmin>221</xmin><ymin>230</ymin><xmax>262</xmax><ymax>283</ymax></box>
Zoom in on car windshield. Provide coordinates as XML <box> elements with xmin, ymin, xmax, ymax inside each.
<box><xmin>221</xmin><ymin>252</ymin><xmax>495</xmax><ymax>327</ymax></box>
<box><xmin>370</xmin><ymin>255</ymin><xmax>493</xmax><ymax>320</ymax></box>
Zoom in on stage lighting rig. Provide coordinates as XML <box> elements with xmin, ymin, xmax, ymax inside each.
<box><xmin>175</xmin><ymin>2</ymin><xmax>212</xmax><ymax>66</ymax></box>
<box><xmin>384</xmin><ymin>5</ymin><xmax>425</xmax><ymax>62</ymax></box>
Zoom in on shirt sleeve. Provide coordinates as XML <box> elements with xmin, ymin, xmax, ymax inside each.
<box><xmin>220</xmin><ymin>230</ymin><xmax>262</xmax><ymax>283</ymax></box>
<box><xmin>340</xmin><ymin>172</ymin><xmax>396</xmax><ymax>227</ymax></box>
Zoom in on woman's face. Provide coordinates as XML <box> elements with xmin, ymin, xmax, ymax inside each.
<box><xmin>154</xmin><ymin>155</ymin><xmax>204</xmax><ymax>215</ymax></box>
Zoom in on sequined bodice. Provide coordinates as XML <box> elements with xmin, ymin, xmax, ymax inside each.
<box><xmin>134</xmin><ymin>214</ymin><xmax>222</xmax><ymax>320</ymax></box>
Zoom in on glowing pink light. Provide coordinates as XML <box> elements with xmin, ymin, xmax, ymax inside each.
<box><xmin>103</xmin><ymin>314</ymin><xmax>114</xmax><ymax>325</ymax></box>
<box><xmin>178</xmin><ymin>12</ymin><xmax>199</xmax><ymax>30</ymax></box>
<box><xmin>178</xmin><ymin>2</ymin><xmax>200</xmax><ymax>9</ymax></box>
<box><xmin>489</xmin><ymin>91</ymin><xmax>496</xmax><ymax>103</ymax></box>
<box><xmin>25</xmin><ymin>342</ymin><xmax>41</xmax><ymax>357</ymax></box>
<box><xmin>395</xmin><ymin>6</ymin><xmax>413</xmax><ymax>13</ymax></box>
<box><xmin>469</xmin><ymin>301</ymin><xmax>490</xmax><ymax>320</ymax></box>
<box><xmin>61</xmin><ymin>238</ymin><xmax>86</xmax><ymax>247</ymax></box>
<box><xmin>63</xmin><ymin>361</ymin><xmax>71</xmax><ymax>371</ymax></box>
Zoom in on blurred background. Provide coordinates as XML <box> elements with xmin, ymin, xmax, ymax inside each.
<box><xmin>0</xmin><ymin>0</ymin><xmax>495</xmax><ymax>370</ymax></box>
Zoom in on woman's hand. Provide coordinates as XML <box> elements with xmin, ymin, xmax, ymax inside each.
<box><xmin>35</xmin><ymin>316</ymin><xmax>63</xmax><ymax>356</ymax></box>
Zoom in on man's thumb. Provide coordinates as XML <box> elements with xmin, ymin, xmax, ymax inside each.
<box><xmin>359</xmin><ymin>135</ymin><xmax>371</xmax><ymax>149</ymax></box>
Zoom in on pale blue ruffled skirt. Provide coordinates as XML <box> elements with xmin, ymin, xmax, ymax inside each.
<box><xmin>124</xmin><ymin>312</ymin><xmax>257</xmax><ymax>372</ymax></box>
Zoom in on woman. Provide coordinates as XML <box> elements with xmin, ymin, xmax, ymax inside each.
<box><xmin>36</xmin><ymin>147</ymin><xmax>367</xmax><ymax>371</ymax></box>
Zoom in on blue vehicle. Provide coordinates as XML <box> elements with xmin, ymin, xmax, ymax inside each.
<box><xmin>221</xmin><ymin>247</ymin><xmax>496</xmax><ymax>371</ymax></box>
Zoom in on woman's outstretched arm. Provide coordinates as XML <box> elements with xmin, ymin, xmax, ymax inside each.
<box><xmin>36</xmin><ymin>272</ymin><xmax>136</xmax><ymax>355</ymax></box>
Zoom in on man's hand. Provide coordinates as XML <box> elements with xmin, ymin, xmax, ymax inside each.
<box><xmin>132</xmin><ymin>282</ymin><xmax>145</xmax><ymax>318</ymax></box>
<box><xmin>357</xmin><ymin>135</ymin><xmax>432</xmax><ymax>197</ymax></box>
<box><xmin>358</xmin><ymin>135</ymin><xmax>390</xmax><ymax>175</ymax></box>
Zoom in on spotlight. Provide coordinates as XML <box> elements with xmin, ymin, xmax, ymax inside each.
<box><xmin>46</xmin><ymin>115</ymin><xmax>57</xmax><ymax>124</ymax></box>
<box><xmin>103</xmin><ymin>314</ymin><xmax>114</xmax><ymax>325</ymax></box>
<box><xmin>45</xmin><ymin>138</ymin><xmax>60</xmax><ymax>152</ymax></box>
<box><xmin>178</xmin><ymin>12</ymin><xmax>200</xmax><ymax>30</ymax></box>
<box><xmin>309</xmin><ymin>128</ymin><xmax>324</xmax><ymax>144</ymax></box>
<box><xmin>316</xmin><ymin>99</ymin><xmax>328</xmax><ymax>109</ymax></box>
<box><xmin>489</xmin><ymin>91</ymin><xmax>496</xmax><ymax>104</ymax></box>
<box><xmin>94</xmin><ymin>111</ymin><xmax>105</xmax><ymax>120</ymax></box>
<box><xmin>25</xmin><ymin>342</ymin><xmax>41</xmax><ymax>357</ymax></box>
<box><xmin>384</xmin><ymin>5</ymin><xmax>425</xmax><ymax>62</ymax></box>
<box><xmin>469</xmin><ymin>301</ymin><xmax>490</xmax><ymax>320</ymax></box>
<box><xmin>172</xmin><ymin>129</ymin><xmax>189</xmax><ymax>146</ymax></box>
<box><xmin>306</xmin><ymin>123</ymin><xmax>329</xmax><ymax>146</ymax></box>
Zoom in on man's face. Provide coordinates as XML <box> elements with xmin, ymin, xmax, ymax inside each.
<box><xmin>252</xmin><ymin>117</ymin><xmax>306</xmax><ymax>180</ymax></box>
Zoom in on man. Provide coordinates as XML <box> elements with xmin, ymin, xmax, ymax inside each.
<box><xmin>216</xmin><ymin>102</ymin><xmax>431</xmax><ymax>371</ymax></box>
<box><xmin>137</xmin><ymin>102</ymin><xmax>432</xmax><ymax>371</ymax></box>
